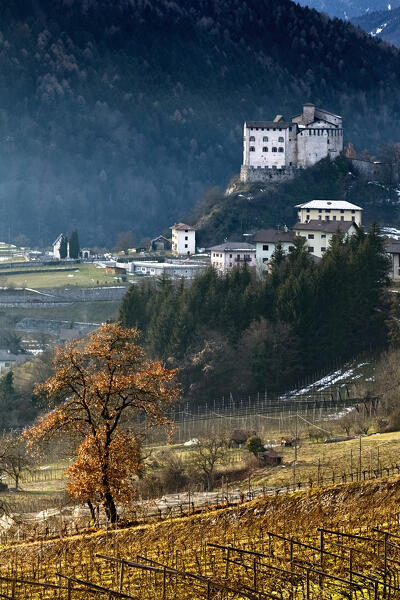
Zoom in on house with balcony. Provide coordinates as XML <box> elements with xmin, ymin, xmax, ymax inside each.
<box><xmin>209</xmin><ymin>242</ymin><xmax>256</xmax><ymax>274</ymax></box>
<box><xmin>296</xmin><ymin>200</ymin><xmax>363</xmax><ymax>226</ymax></box>
<box><xmin>254</xmin><ymin>228</ymin><xmax>296</xmax><ymax>270</ymax></box>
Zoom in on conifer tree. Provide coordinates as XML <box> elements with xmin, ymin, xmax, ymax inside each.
<box><xmin>69</xmin><ymin>230</ymin><xmax>80</xmax><ymax>259</ymax></box>
<box><xmin>59</xmin><ymin>234</ymin><xmax>68</xmax><ymax>259</ymax></box>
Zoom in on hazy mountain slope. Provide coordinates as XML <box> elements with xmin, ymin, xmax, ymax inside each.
<box><xmin>352</xmin><ymin>6</ymin><xmax>400</xmax><ymax>45</ymax></box>
<box><xmin>297</xmin><ymin>0</ymin><xmax>399</xmax><ymax>18</ymax></box>
<box><xmin>1</xmin><ymin>0</ymin><xmax>400</xmax><ymax>245</ymax></box>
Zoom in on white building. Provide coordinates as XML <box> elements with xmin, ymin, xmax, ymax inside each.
<box><xmin>170</xmin><ymin>223</ymin><xmax>196</xmax><ymax>256</ymax></box>
<box><xmin>293</xmin><ymin>220</ymin><xmax>358</xmax><ymax>258</ymax></box>
<box><xmin>241</xmin><ymin>103</ymin><xmax>343</xmax><ymax>182</ymax></box>
<box><xmin>296</xmin><ymin>200</ymin><xmax>363</xmax><ymax>226</ymax></box>
<box><xmin>209</xmin><ymin>242</ymin><xmax>256</xmax><ymax>274</ymax></box>
<box><xmin>52</xmin><ymin>234</ymin><xmax>68</xmax><ymax>260</ymax></box>
<box><xmin>254</xmin><ymin>229</ymin><xmax>296</xmax><ymax>270</ymax></box>
<box><xmin>126</xmin><ymin>260</ymin><xmax>206</xmax><ymax>279</ymax></box>
<box><xmin>386</xmin><ymin>239</ymin><xmax>400</xmax><ymax>280</ymax></box>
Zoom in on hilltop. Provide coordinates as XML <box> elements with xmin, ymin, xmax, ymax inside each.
<box><xmin>192</xmin><ymin>157</ymin><xmax>400</xmax><ymax>246</ymax></box>
<box><xmin>352</xmin><ymin>6</ymin><xmax>400</xmax><ymax>45</ymax></box>
<box><xmin>1</xmin><ymin>1</ymin><xmax>400</xmax><ymax>246</ymax></box>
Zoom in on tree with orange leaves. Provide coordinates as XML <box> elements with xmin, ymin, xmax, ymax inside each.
<box><xmin>24</xmin><ymin>323</ymin><xmax>180</xmax><ymax>523</ymax></box>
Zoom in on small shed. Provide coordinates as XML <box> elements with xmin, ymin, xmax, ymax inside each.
<box><xmin>258</xmin><ymin>449</ymin><xmax>282</xmax><ymax>467</ymax></box>
<box><xmin>229</xmin><ymin>429</ymin><xmax>256</xmax><ymax>448</ymax></box>
<box><xmin>149</xmin><ymin>235</ymin><xmax>172</xmax><ymax>252</ymax></box>
<box><xmin>106</xmin><ymin>266</ymin><xmax>126</xmax><ymax>275</ymax></box>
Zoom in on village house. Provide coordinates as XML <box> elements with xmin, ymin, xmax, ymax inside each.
<box><xmin>386</xmin><ymin>238</ymin><xmax>400</xmax><ymax>280</ymax></box>
<box><xmin>296</xmin><ymin>200</ymin><xmax>363</xmax><ymax>226</ymax></box>
<box><xmin>241</xmin><ymin>103</ymin><xmax>343</xmax><ymax>182</ymax></box>
<box><xmin>170</xmin><ymin>223</ymin><xmax>196</xmax><ymax>255</ymax></box>
<box><xmin>209</xmin><ymin>242</ymin><xmax>256</xmax><ymax>274</ymax></box>
<box><xmin>254</xmin><ymin>228</ymin><xmax>296</xmax><ymax>270</ymax></box>
<box><xmin>149</xmin><ymin>235</ymin><xmax>172</xmax><ymax>252</ymax></box>
<box><xmin>293</xmin><ymin>220</ymin><xmax>358</xmax><ymax>258</ymax></box>
<box><xmin>0</xmin><ymin>350</ymin><xmax>24</xmax><ymax>373</ymax></box>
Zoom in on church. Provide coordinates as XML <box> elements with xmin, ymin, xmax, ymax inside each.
<box><xmin>240</xmin><ymin>103</ymin><xmax>343</xmax><ymax>183</ymax></box>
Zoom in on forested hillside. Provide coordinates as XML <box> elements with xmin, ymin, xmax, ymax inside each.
<box><xmin>1</xmin><ymin>0</ymin><xmax>400</xmax><ymax>245</ymax></box>
<box><xmin>352</xmin><ymin>7</ymin><xmax>400</xmax><ymax>45</ymax></box>
<box><xmin>298</xmin><ymin>0</ymin><xmax>400</xmax><ymax>18</ymax></box>
<box><xmin>120</xmin><ymin>227</ymin><xmax>391</xmax><ymax>400</ymax></box>
<box><xmin>193</xmin><ymin>157</ymin><xmax>400</xmax><ymax>246</ymax></box>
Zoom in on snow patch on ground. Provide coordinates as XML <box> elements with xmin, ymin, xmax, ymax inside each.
<box><xmin>282</xmin><ymin>362</ymin><xmax>371</xmax><ymax>398</ymax></box>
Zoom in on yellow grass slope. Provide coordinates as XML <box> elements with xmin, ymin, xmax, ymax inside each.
<box><xmin>1</xmin><ymin>476</ymin><xmax>400</xmax><ymax>598</ymax></box>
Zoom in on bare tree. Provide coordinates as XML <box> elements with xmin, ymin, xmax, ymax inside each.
<box><xmin>0</xmin><ymin>434</ymin><xmax>34</xmax><ymax>491</ymax></box>
<box><xmin>189</xmin><ymin>437</ymin><xmax>227</xmax><ymax>491</ymax></box>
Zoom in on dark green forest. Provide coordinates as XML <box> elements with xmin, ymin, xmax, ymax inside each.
<box><xmin>1</xmin><ymin>0</ymin><xmax>400</xmax><ymax>246</ymax></box>
<box><xmin>120</xmin><ymin>226</ymin><xmax>391</xmax><ymax>401</ymax></box>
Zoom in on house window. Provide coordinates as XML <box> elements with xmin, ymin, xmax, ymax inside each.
<box><xmin>340</xmin><ymin>210</ymin><xmax>344</xmax><ymax>214</ymax></box>
<box><xmin>250</xmin><ymin>136</ymin><xmax>255</xmax><ymax>141</ymax></box>
<box><xmin>263</xmin><ymin>245</ymin><xmax>269</xmax><ymax>251</ymax></box>
<box><xmin>325</xmin><ymin>216</ymin><xmax>330</xmax><ymax>221</ymax></box>
<box><xmin>263</xmin><ymin>136</ymin><xmax>268</xmax><ymax>142</ymax></box>
<box><xmin>185</xmin><ymin>236</ymin><xmax>188</xmax><ymax>240</ymax></box>
<box><xmin>263</xmin><ymin>147</ymin><xmax>268</xmax><ymax>152</ymax></box>
<box><xmin>318</xmin><ymin>209</ymin><xmax>322</xmax><ymax>213</ymax></box>
<box><xmin>306</xmin><ymin>208</ymin><xmax>310</xmax><ymax>213</ymax></box>
<box><xmin>278</xmin><ymin>137</ymin><xmax>284</xmax><ymax>142</ymax></box>
<box><xmin>229</xmin><ymin>254</ymin><xmax>232</xmax><ymax>258</ymax></box>
<box><xmin>185</xmin><ymin>229</ymin><xmax>188</xmax><ymax>232</ymax></box>
<box><xmin>278</xmin><ymin>147</ymin><xmax>284</xmax><ymax>152</ymax></box>
<box><xmin>321</xmin><ymin>234</ymin><xmax>326</xmax><ymax>239</ymax></box>
<box><xmin>341</xmin><ymin>216</ymin><xmax>344</xmax><ymax>221</ymax></box>
<box><xmin>325</xmin><ymin>209</ymin><xmax>331</xmax><ymax>213</ymax></box>
<box><xmin>321</xmin><ymin>247</ymin><xmax>326</xmax><ymax>252</ymax></box>
<box><xmin>262</xmin><ymin>258</ymin><xmax>268</xmax><ymax>263</ymax></box>
<box><xmin>250</xmin><ymin>146</ymin><xmax>255</xmax><ymax>152</ymax></box>
<box><xmin>351</xmin><ymin>210</ymin><xmax>355</xmax><ymax>214</ymax></box>
<box><xmin>318</xmin><ymin>216</ymin><xmax>322</xmax><ymax>220</ymax></box>
<box><xmin>272</xmin><ymin>147</ymin><xmax>277</xmax><ymax>152</ymax></box>
<box><xmin>352</xmin><ymin>216</ymin><xmax>355</xmax><ymax>221</ymax></box>
<box><xmin>308</xmin><ymin>247</ymin><xmax>314</xmax><ymax>253</ymax></box>
<box><xmin>308</xmin><ymin>234</ymin><xmax>314</xmax><ymax>239</ymax></box>
<box><xmin>289</xmin><ymin>126</ymin><xmax>292</xmax><ymax>131</ymax></box>
<box><xmin>333</xmin><ymin>216</ymin><xmax>337</xmax><ymax>221</ymax></box>
<box><xmin>185</xmin><ymin>244</ymin><xmax>188</xmax><ymax>248</ymax></box>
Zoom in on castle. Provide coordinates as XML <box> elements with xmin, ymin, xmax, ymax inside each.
<box><xmin>240</xmin><ymin>103</ymin><xmax>343</xmax><ymax>183</ymax></box>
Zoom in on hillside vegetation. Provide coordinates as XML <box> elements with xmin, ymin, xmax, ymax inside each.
<box><xmin>352</xmin><ymin>6</ymin><xmax>400</xmax><ymax>46</ymax></box>
<box><xmin>2</xmin><ymin>1</ymin><xmax>400</xmax><ymax>245</ymax></box>
<box><xmin>1</xmin><ymin>476</ymin><xmax>400</xmax><ymax>598</ymax></box>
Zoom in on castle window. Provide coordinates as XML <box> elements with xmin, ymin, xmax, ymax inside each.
<box><xmin>263</xmin><ymin>147</ymin><xmax>268</xmax><ymax>152</ymax></box>
<box><xmin>249</xmin><ymin>136</ymin><xmax>255</xmax><ymax>141</ymax></box>
<box><xmin>278</xmin><ymin>137</ymin><xmax>284</xmax><ymax>143</ymax></box>
<box><xmin>321</xmin><ymin>247</ymin><xmax>326</xmax><ymax>252</ymax></box>
<box><xmin>250</xmin><ymin>146</ymin><xmax>255</xmax><ymax>152</ymax></box>
<box><xmin>272</xmin><ymin>147</ymin><xmax>277</xmax><ymax>152</ymax></box>
<box><xmin>263</xmin><ymin>245</ymin><xmax>269</xmax><ymax>251</ymax></box>
<box><xmin>321</xmin><ymin>234</ymin><xmax>326</xmax><ymax>239</ymax></box>
<box><xmin>263</xmin><ymin>136</ymin><xmax>268</xmax><ymax>142</ymax></box>
<box><xmin>308</xmin><ymin>234</ymin><xmax>314</xmax><ymax>239</ymax></box>
<box><xmin>278</xmin><ymin>147</ymin><xmax>284</xmax><ymax>152</ymax></box>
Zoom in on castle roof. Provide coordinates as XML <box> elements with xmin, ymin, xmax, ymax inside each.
<box><xmin>296</xmin><ymin>200</ymin><xmax>363</xmax><ymax>211</ymax></box>
<box><xmin>170</xmin><ymin>223</ymin><xmax>196</xmax><ymax>231</ymax></box>
<box><xmin>209</xmin><ymin>242</ymin><xmax>256</xmax><ymax>252</ymax></box>
<box><xmin>254</xmin><ymin>229</ymin><xmax>295</xmax><ymax>243</ymax></box>
<box><xmin>293</xmin><ymin>220</ymin><xmax>357</xmax><ymax>233</ymax></box>
<box><xmin>245</xmin><ymin>121</ymin><xmax>293</xmax><ymax>129</ymax></box>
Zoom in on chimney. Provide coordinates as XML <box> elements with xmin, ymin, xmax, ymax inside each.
<box><xmin>302</xmin><ymin>103</ymin><xmax>315</xmax><ymax>126</ymax></box>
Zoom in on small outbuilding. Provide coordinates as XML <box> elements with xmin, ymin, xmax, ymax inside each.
<box><xmin>258</xmin><ymin>449</ymin><xmax>282</xmax><ymax>467</ymax></box>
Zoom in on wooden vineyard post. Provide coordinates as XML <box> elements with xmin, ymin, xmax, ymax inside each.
<box><xmin>119</xmin><ymin>561</ymin><xmax>125</xmax><ymax>593</ymax></box>
<box><xmin>320</xmin><ymin>530</ymin><xmax>324</xmax><ymax>569</ymax></box>
<box><xmin>67</xmin><ymin>578</ymin><xmax>72</xmax><ymax>600</ymax></box>
<box><xmin>306</xmin><ymin>569</ymin><xmax>310</xmax><ymax>600</ymax></box>
<box><xmin>384</xmin><ymin>531</ymin><xmax>388</xmax><ymax>599</ymax></box>
<box><xmin>253</xmin><ymin>558</ymin><xmax>257</xmax><ymax>592</ymax></box>
<box><xmin>224</xmin><ymin>548</ymin><xmax>230</xmax><ymax>578</ymax></box>
<box><xmin>163</xmin><ymin>566</ymin><xmax>166</xmax><ymax>600</ymax></box>
<box><xmin>349</xmin><ymin>548</ymin><xmax>353</xmax><ymax>600</ymax></box>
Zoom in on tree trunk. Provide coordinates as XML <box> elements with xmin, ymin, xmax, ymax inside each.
<box><xmin>87</xmin><ymin>500</ymin><xmax>96</xmax><ymax>523</ymax></box>
<box><xmin>103</xmin><ymin>490</ymin><xmax>118</xmax><ymax>523</ymax></box>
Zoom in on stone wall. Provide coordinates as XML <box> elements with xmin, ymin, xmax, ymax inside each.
<box><xmin>240</xmin><ymin>164</ymin><xmax>302</xmax><ymax>183</ymax></box>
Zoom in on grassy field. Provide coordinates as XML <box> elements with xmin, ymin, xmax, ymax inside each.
<box><xmin>5</xmin><ymin>300</ymin><xmax>122</xmax><ymax>325</ymax></box>
<box><xmin>0</xmin><ymin>263</ymin><xmax>133</xmax><ymax>289</ymax></box>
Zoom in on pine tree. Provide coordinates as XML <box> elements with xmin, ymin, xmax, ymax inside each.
<box><xmin>59</xmin><ymin>234</ymin><xmax>68</xmax><ymax>259</ymax></box>
<box><xmin>69</xmin><ymin>230</ymin><xmax>80</xmax><ymax>259</ymax></box>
